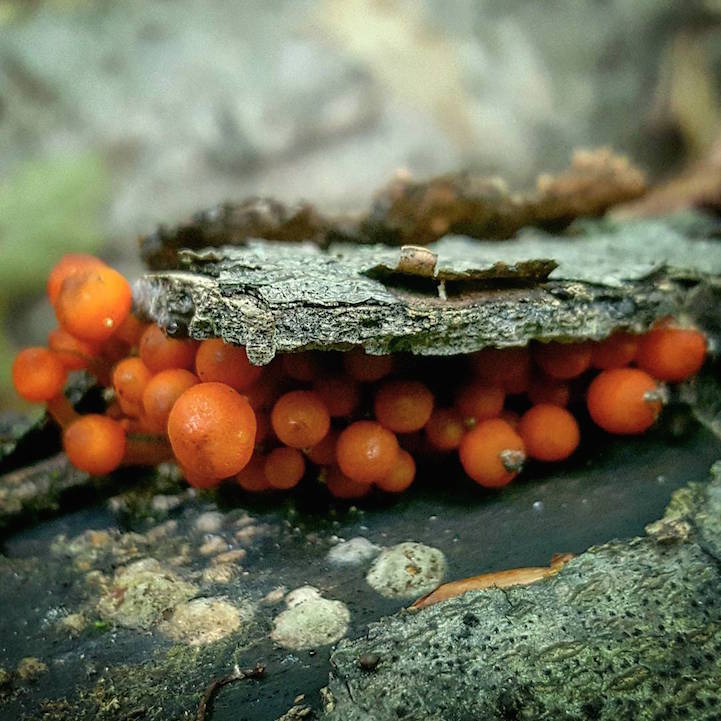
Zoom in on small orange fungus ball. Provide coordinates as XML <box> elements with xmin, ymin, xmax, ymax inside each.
<box><xmin>63</xmin><ymin>414</ymin><xmax>126</xmax><ymax>476</ymax></box>
<box><xmin>455</xmin><ymin>381</ymin><xmax>505</xmax><ymax>423</ymax></box>
<box><xmin>271</xmin><ymin>390</ymin><xmax>330</xmax><ymax>449</ymax></box>
<box><xmin>194</xmin><ymin>338</ymin><xmax>261</xmax><ymax>390</ymax></box>
<box><xmin>313</xmin><ymin>375</ymin><xmax>361</xmax><ymax>418</ymax></box>
<box><xmin>336</xmin><ymin>420</ymin><xmax>399</xmax><ymax>483</ymax></box>
<box><xmin>264</xmin><ymin>446</ymin><xmax>306</xmax><ymax>489</ymax></box>
<box><xmin>47</xmin><ymin>253</ymin><xmax>106</xmax><ymax>306</ymax></box>
<box><xmin>140</xmin><ymin>325</ymin><xmax>198</xmax><ymax>373</ymax></box>
<box><xmin>591</xmin><ymin>331</ymin><xmax>638</xmax><ymax>370</ymax></box>
<box><xmin>499</xmin><ymin>409</ymin><xmax>520</xmax><ymax>429</ymax></box>
<box><xmin>425</xmin><ymin>407</ymin><xmax>465</xmax><ymax>451</ymax></box>
<box><xmin>376</xmin><ymin>448</ymin><xmax>416</xmax><ymax>493</ymax></box>
<box><xmin>587</xmin><ymin>368</ymin><xmax>663</xmax><ymax>435</ymax></box>
<box><xmin>533</xmin><ymin>341</ymin><xmax>592</xmax><ymax>380</ymax></box>
<box><xmin>527</xmin><ymin>377</ymin><xmax>570</xmax><ymax>407</ymax></box>
<box><xmin>518</xmin><ymin>404</ymin><xmax>580</xmax><ymax>462</ymax></box>
<box><xmin>470</xmin><ymin>347</ymin><xmax>531</xmax><ymax>393</ymax></box>
<box><xmin>56</xmin><ymin>265</ymin><xmax>132</xmax><ymax>342</ymax></box>
<box><xmin>112</xmin><ymin>357</ymin><xmax>153</xmax><ymax>417</ymax></box>
<box><xmin>305</xmin><ymin>429</ymin><xmax>338</xmax><ymax>466</ymax></box>
<box><xmin>326</xmin><ymin>466</ymin><xmax>372</xmax><ymax>499</ymax></box>
<box><xmin>182</xmin><ymin>465</ymin><xmax>222</xmax><ymax>490</ymax></box>
<box><xmin>235</xmin><ymin>455</ymin><xmax>270</xmax><ymax>492</ymax></box>
<box><xmin>374</xmin><ymin>379</ymin><xmax>434</xmax><ymax>433</ymax></box>
<box><xmin>281</xmin><ymin>352</ymin><xmax>323</xmax><ymax>382</ymax></box>
<box><xmin>142</xmin><ymin>369</ymin><xmax>199</xmax><ymax>434</ymax></box>
<box><xmin>458</xmin><ymin>418</ymin><xmax>525</xmax><ymax>488</ymax></box>
<box><xmin>12</xmin><ymin>347</ymin><xmax>67</xmax><ymax>402</ymax></box>
<box><xmin>48</xmin><ymin>328</ymin><xmax>100</xmax><ymax>370</ymax></box>
<box><xmin>168</xmin><ymin>382</ymin><xmax>257</xmax><ymax>479</ymax></box>
<box><xmin>636</xmin><ymin>326</ymin><xmax>707</xmax><ymax>382</ymax></box>
<box><xmin>343</xmin><ymin>349</ymin><xmax>393</xmax><ymax>382</ymax></box>
<box><xmin>114</xmin><ymin>313</ymin><xmax>146</xmax><ymax>347</ymax></box>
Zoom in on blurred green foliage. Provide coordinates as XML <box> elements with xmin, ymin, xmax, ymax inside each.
<box><xmin>0</xmin><ymin>154</ymin><xmax>109</xmax><ymax>406</ymax></box>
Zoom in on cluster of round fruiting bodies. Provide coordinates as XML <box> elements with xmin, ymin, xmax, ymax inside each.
<box><xmin>12</xmin><ymin>254</ymin><xmax>709</xmax><ymax>498</ymax></box>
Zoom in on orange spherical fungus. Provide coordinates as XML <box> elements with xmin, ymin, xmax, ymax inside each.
<box><xmin>113</xmin><ymin>313</ymin><xmax>147</xmax><ymax>347</ymax></box>
<box><xmin>63</xmin><ymin>414</ymin><xmax>126</xmax><ymax>476</ymax></box>
<box><xmin>518</xmin><ymin>404</ymin><xmax>580</xmax><ymax>462</ymax></box>
<box><xmin>141</xmin><ymin>369</ymin><xmax>199</xmax><ymax>434</ymax></box>
<box><xmin>533</xmin><ymin>341</ymin><xmax>592</xmax><ymax>380</ymax></box>
<box><xmin>235</xmin><ymin>455</ymin><xmax>270</xmax><ymax>492</ymax></box>
<box><xmin>425</xmin><ymin>407</ymin><xmax>465</xmax><ymax>451</ymax></box>
<box><xmin>281</xmin><ymin>352</ymin><xmax>323</xmax><ymax>382</ymax></box>
<box><xmin>112</xmin><ymin>357</ymin><xmax>153</xmax><ymax>417</ymax></box>
<box><xmin>326</xmin><ymin>466</ymin><xmax>372</xmax><ymax>499</ymax></box>
<box><xmin>499</xmin><ymin>409</ymin><xmax>520</xmax><ymax>429</ymax></box>
<box><xmin>458</xmin><ymin>418</ymin><xmax>525</xmax><ymax>488</ymax></box>
<box><xmin>305</xmin><ymin>429</ymin><xmax>338</xmax><ymax>466</ymax></box>
<box><xmin>12</xmin><ymin>347</ymin><xmax>68</xmax><ymax>402</ymax></box>
<box><xmin>167</xmin><ymin>382</ymin><xmax>257</xmax><ymax>479</ymax></box>
<box><xmin>336</xmin><ymin>420</ymin><xmax>399</xmax><ymax>483</ymax></box>
<box><xmin>591</xmin><ymin>331</ymin><xmax>638</xmax><ymax>370</ymax></box>
<box><xmin>264</xmin><ymin>446</ymin><xmax>306</xmax><ymax>489</ymax></box>
<box><xmin>47</xmin><ymin>253</ymin><xmax>106</xmax><ymax>306</ymax></box>
<box><xmin>56</xmin><ymin>265</ymin><xmax>132</xmax><ymax>342</ymax></box>
<box><xmin>374</xmin><ymin>379</ymin><xmax>434</xmax><ymax>433</ymax></box>
<box><xmin>470</xmin><ymin>346</ymin><xmax>531</xmax><ymax>393</ymax></box>
<box><xmin>343</xmin><ymin>349</ymin><xmax>393</xmax><ymax>382</ymax></box>
<box><xmin>455</xmin><ymin>381</ymin><xmax>505</xmax><ymax>423</ymax></box>
<box><xmin>182</xmin><ymin>465</ymin><xmax>222</xmax><ymax>490</ymax></box>
<box><xmin>140</xmin><ymin>324</ymin><xmax>199</xmax><ymax>373</ymax></box>
<box><xmin>527</xmin><ymin>377</ymin><xmax>570</xmax><ymax>407</ymax></box>
<box><xmin>313</xmin><ymin>375</ymin><xmax>361</xmax><ymax>417</ymax></box>
<box><xmin>48</xmin><ymin>328</ymin><xmax>100</xmax><ymax>370</ymax></box>
<box><xmin>270</xmin><ymin>390</ymin><xmax>330</xmax><ymax>449</ymax></box>
<box><xmin>376</xmin><ymin>448</ymin><xmax>416</xmax><ymax>493</ymax></box>
<box><xmin>586</xmin><ymin>368</ymin><xmax>663</xmax><ymax>435</ymax></box>
<box><xmin>636</xmin><ymin>326</ymin><xmax>707</xmax><ymax>382</ymax></box>
<box><xmin>194</xmin><ymin>338</ymin><xmax>261</xmax><ymax>390</ymax></box>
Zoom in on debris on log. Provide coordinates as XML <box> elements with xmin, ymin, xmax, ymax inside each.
<box><xmin>322</xmin><ymin>462</ymin><xmax>721</xmax><ymax>721</ymax></box>
<box><xmin>134</xmin><ymin>213</ymin><xmax>721</xmax><ymax>366</ymax></box>
<box><xmin>139</xmin><ymin>148</ymin><xmax>646</xmax><ymax>269</ymax></box>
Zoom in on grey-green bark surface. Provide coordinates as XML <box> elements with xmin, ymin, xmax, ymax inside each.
<box><xmin>323</xmin><ymin>468</ymin><xmax>721</xmax><ymax>721</ymax></box>
<box><xmin>134</xmin><ymin>213</ymin><xmax>721</xmax><ymax>365</ymax></box>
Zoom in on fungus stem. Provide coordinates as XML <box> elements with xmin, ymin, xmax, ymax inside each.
<box><xmin>121</xmin><ymin>434</ymin><xmax>173</xmax><ymax>466</ymax></box>
<box><xmin>46</xmin><ymin>394</ymin><xmax>79</xmax><ymax>429</ymax></box>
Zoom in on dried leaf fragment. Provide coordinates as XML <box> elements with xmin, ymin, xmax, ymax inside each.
<box><xmin>410</xmin><ymin>552</ymin><xmax>575</xmax><ymax>610</ymax></box>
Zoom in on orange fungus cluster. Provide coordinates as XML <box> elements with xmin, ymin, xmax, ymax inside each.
<box><xmin>12</xmin><ymin>254</ymin><xmax>710</xmax><ymax>497</ymax></box>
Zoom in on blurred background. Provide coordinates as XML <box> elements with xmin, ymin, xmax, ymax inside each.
<box><xmin>2</xmin><ymin>0</ymin><xmax>721</xmax><ymax>405</ymax></box>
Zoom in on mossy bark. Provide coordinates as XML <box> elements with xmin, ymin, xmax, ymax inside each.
<box><xmin>322</xmin><ymin>465</ymin><xmax>721</xmax><ymax>721</ymax></box>
<box><xmin>134</xmin><ymin>214</ymin><xmax>721</xmax><ymax>366</ymax></box>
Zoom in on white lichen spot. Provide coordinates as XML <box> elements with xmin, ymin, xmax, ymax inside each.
<box><xmin>212</xmin><ymin>548</ymin><xmax>246</xmax><ymax>565</ymax></box>
<box><xmin>194</xmin><ymin>511</ymin><xmax>225</xmax><ymax>534</ymax></box>
<box><xmin>57</xmin><ymin>612</ymin><xmax>86</xmax><ymax>636</ymax></box>
<box><xmin>17</xmin><ymin>657</ymin><xmax>48</xmax><ymax>682</ymax></box>
<box><xmin>327</xmin><ymin>536</ymin><xmax>381</xmax><ymax>567</ymax></box>
<box><xmin>366</xmin><ymin>542</ymin><xmax>447</xmax><ymax>599</ymax></box>
<box><xmin>161</xmin><ymin>597</ymin><xmax>253</xmax><ymax>646</ymax></box>
<box><xmin>151</xmin><ymin>494</ymin><xmax>184</xmax><ymax>513</ymax></box>
<box><xmin>199</xmin><ymin>534</ymin><xmax>229</xmax><ymax>556</ymax></box>
<box><xmin>97</xmin><ymin>558</ymin><xmax>198</xmax><ymax>630</ymax></box>
<box><xmin>261</xmin><ymin>586</ymin><xmax>288</xmax><ymax>606</ymax></box>
<box><xmin>201</xmin><ymin>564</ymin><xmax>238</xmax><ymax>584</ymax></box>
<box><xmin>271</xmin><ymin>586</ymin><xmax>350</xmax><ymax>651</ymax></box>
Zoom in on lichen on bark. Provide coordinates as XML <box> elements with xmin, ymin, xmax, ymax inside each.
<box><xmin>322</xmin><ymin>464</ymin><xmax>721</xmax><ymax>721</ymax></box>
<box><xmin>134</xmin><ymin>213</ymin><xmax>721</xmax><ymax>366</ymax></box>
